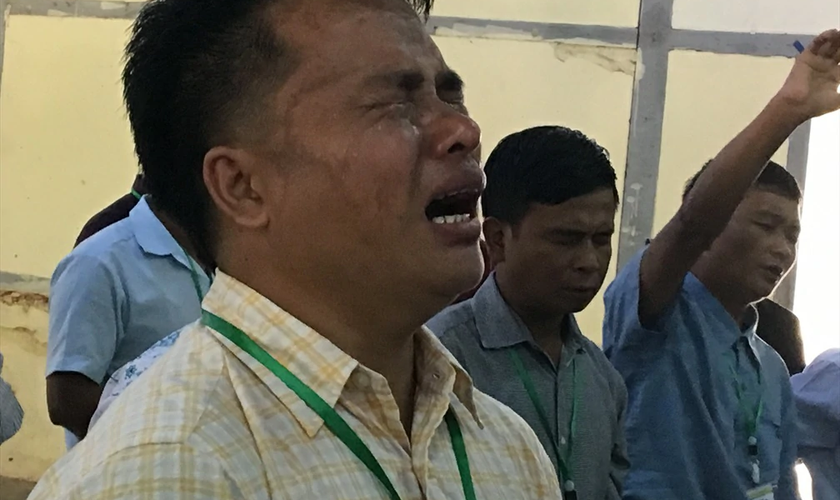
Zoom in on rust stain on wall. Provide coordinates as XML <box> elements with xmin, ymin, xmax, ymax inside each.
<box><xmin>0</xmin><ymin>291</ymin><xmax>48</xmax><ymax>313</ymax></box>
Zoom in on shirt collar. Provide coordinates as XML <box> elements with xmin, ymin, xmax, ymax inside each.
<box><xmin>203</xmin><ymin>272</ymin><xmax>481</xmax><ymax>437</ymax></box>
<box><xmin>684</xmin><ymin>272</ymin><xmax>760</xmax><ymax>354</ymax></box>
<box><xmin>741</xmin><ymin>306</ymin><xmax>760</xmax><ymax>354</ymax></box>
<box><xmin>129</xmin><ymin>196</ymin><xmax>193</xmax><ymax>270</ymax></box>
<box><xmin>471</xmin><ymin>273</ymin><xmax>586</xmax><ymax>354</ymax></box>
<box><xmin>471</xmin><ymin>274</ymin><xmax>531</xmax><ymax>349</ymax></box>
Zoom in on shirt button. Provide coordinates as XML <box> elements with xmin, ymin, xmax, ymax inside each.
<box><xmin>560</xmin><ymin>436</ymin><xmax>567</xmax><ymax>445</ymax></box>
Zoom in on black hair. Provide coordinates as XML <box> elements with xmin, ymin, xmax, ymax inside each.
<box><xmin>481</xmin><ymin>126</ymin><xmax>619</xmax><ymax>225</ymax></box>
<box><xmin>683</xmin><ymin>160</ymin><xmax>802</xmax><ymax>202</ymax></box>
<box><xmin>123</xmin><ymin>0</ymin><xmax>434</xmax><ymax>264</ymax></box>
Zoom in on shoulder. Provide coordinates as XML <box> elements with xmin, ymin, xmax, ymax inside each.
<box><xmin>74</xmin><ymin>195</ymin><xmax>138</xmax><ymax>245</ymax></box>
<box><xmin>581</xmin><ymin>337</ymin><xmax>624</xmax><ymax>380</ymax></box>
<box><xmin>426</xmin><ymin>301</ymin><xmax>477</xmax><ymax>340</ymax></box>
<box><xmin>86</xmin><ymin>324</ymin><xmax>236</xmax><ymax>451</ymax></box>
<box><xmin>34</xmin><ymin>325</ymin><xmax>244</xmax><ymax>497</ymax></box>
<box><xmin>579</xmin><ymin>336</ymin><xmax>627</xmax><ymax>399</ymax></box>
<box><xmin>54</xmin><ymin>220</ymin><xmax>138</xmax><ymax>281</ymax></box>
<box><xmin>71</xmin><ymin>217</ymin><xmax>136</xmax><ymax>258</ymax></box>
<box><xmin>791</xmin><ymin>348</ymin><xmax>840</xmax><ymax>390</ymax></box>
<box><xmin>108</xmin><ymin>329</ymin><xmax>186</xmax><ymax>390</ymax></box>
<box><xmin>29</xmin><ymin>440</ymin><xmax>234</xmax><ymax>500</ymax></box>
<box><xmin>755</xmin><ymin>336</ymin><xmax>791</xmax><ymax>379</ymax></box>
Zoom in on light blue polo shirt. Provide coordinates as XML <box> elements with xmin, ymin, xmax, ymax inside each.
<box><xmin>603</xmin><ymin>250</ymin><xmax>798</xmax><ymax>500</ymax></box>
<box><xmin>47</xmin><ymin>196</ymin><xmax>210</xmax><ymax>448</ymax></box>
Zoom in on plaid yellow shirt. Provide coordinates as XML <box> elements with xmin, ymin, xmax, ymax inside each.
<box><xmin>31</xmin><ymin>272</ymin><xmax>561</xmax><ymax>499</ymax></box>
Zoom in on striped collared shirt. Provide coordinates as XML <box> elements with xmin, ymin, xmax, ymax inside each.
<box><xmin>30</xmin><ymin>271</ymin><xmax>560</xmax><ymax>500</ymax></box>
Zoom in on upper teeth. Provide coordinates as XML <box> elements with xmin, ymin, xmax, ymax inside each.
<box><xmin>434</xmin><ymin>188</ymin><xmax>477</xmax><ymax>201</ymax></box>
<box><xmin>432</xmin><ymin>214</ymin><xmax>472</xmax><ymax>224</ymax></box>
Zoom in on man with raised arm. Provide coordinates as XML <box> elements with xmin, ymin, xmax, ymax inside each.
<box><xmin>603</xmin><ymin>29</ymin><xmax>840</xmax><ymax>500</ymax></box>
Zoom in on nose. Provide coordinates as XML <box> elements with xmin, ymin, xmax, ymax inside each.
<box><xmin>426</xmin><ymin>103</ymin><xmax>481</xmax><ymax>161</ymax></box>
<box><xmin>573</xmin><ymin>242</ymin><xmax>602</xmax><ymax>274</ymax></box>
<box><xmin>769</xmin><ymin>235</ymin><xmax>797</xmax><ymax>268</ymax></box>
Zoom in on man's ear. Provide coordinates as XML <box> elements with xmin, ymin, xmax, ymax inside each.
<box><xmin>203</xmin><ymin>146</ymin><xmax>271</xmax><ymax>230</ymax></box>
<box><xmin>482</xmin><ymin>217</ymin><xmax>509</xmax><ymax>267</ymax></box>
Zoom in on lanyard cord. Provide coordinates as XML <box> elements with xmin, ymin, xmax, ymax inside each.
<box><xmin>730</xmin><ymin>364</ymin><xmax>764</xmax><ymax>440</ymax></box>
<box><xmin>729</xmin><ymin>343</ymin><xmax>764</xmax><ymax>485</ymax></box>
<box><xmin>201</xmin><ymin>310</ymin><xmax>476</xmax><ymax>500</ymax></box>
<box><xmin>181</xmin><ymin>247</ymin><xmax>210</xmax><ymax>302</ymax></box>
<box><xmin>509</xmin><ymin>349</ymin><xmax>578</xmax><ymax>492</ymax></box>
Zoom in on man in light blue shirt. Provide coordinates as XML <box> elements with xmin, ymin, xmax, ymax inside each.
<box><xmin>792</xmin><ymin>349</ymin><xmax>840</xmax><ymax>500</ymax></box>
<box><xmin>604</xmin><ymin>32</ymin><xmax>840</xmax><ymax>500</ymax></box>
<box><xmin>47</xmin><ymin>195</ymin><xmax>211</xmax><ymax>448</ymax></box>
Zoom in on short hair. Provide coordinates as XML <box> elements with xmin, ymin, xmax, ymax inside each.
<box><xmin>481</xmin><ymin>126</ymin><xmax>619</xmax><ymax>225</ymax></box>
<box><xmin>123</xmin><ymin>0</ymin><xmax>434</xmax><ymax>264</ymax></box>
<box><xmin>683</xmin><ymin>160</ymin><xmax>802</xmax><ymax>202</ymax></box>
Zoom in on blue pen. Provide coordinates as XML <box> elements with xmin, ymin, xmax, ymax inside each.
<box><xmin>793</xmin><ymin>40</ymin><xmax>805</xmax><ymax>53</ymax></box>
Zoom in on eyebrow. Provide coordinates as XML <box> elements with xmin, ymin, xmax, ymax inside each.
<box><xmin>753</xmin><ymin>211</ymin><xmax>801</xmax><ymax>228</ymax></box>
<box><xmin>436</xmin><ymin>69</ymin><xmax>464</xmax><ymax>94</ymax></box>
<box><xmin>364</xmin><ymin>68</ymin><xmax>464</xmax><ymax>95</ymax></box>
<box><xmin>753</xmin><ymin>210</ymin><xmax>786</xmax><ymax>221</ymax></box>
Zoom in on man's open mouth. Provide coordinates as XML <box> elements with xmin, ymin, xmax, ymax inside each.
<box><xmin>425</xmin><ymin>189</ymin><xmax>480</xmax><ymax>225</ymax></box>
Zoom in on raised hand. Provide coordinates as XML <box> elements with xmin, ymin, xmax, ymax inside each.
<box><xmin>776</xmin><ymin>28</ymin><xmax>840</xmax><ymax>121</ymax></box>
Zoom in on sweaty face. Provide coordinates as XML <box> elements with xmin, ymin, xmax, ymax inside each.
<box><xmin>497</xmin><ymin>189</ymin><xmax>617</xmax><ymax>316</ymax></box>
<box><xmin>258</xmin><ymin>1</ymin><xmax>484</xmax><ymax>308</ymax></box>
<box><xmin>706</xmin><ymin>189</ymin><xmax>800</xmax><ymax>303</ymax></box>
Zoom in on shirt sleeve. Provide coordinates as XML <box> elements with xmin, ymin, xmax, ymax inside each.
<box><xmin>791</xmin><ymin>351</ymin><xmax>840</xmax><ymax>451</ymax></box>
<box><xmin>776</xmin><ymin>379</ymin><xmax>802</xmax><ymax>500</ymax></box>
<box><xmin>0</xmin><ymin>374</ymin><xmax>24</xmax><ymax>444</ymax></box>
<box><xmin>602</xmin><ymin>249</ymin><xmax>674</xmax><ymax>360</ymax></box>
<box><xmin>607</xmin><ymin>371</ymin><xmax>630</xmax><ymax>500</ymax></box>
<box><xmin>28</xmin><ymin>443</ymin><xmax>240</xmax><ymax>500</ymax></box>
<box><xmin>47</xmin><ymin>252</ymin><xmax>124</xmax><ymax>384</ymax></box>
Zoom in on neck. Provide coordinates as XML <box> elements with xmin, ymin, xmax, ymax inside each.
<box><xmin>495</xmin><ymin>272</ymin><xmax>568</xmax><ymax>364</ymax></box>
<box><xmin>218</xmin><ymin>244</ymin><xmax>422</xmax><ymax>434</ymax></box>
<box><xmin>692</xmin><ymin>263</ymin><xmax>750</xmax><ymax>324</ymax></box>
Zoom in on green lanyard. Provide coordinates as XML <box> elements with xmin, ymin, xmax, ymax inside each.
<box><xmin>509</xmin><ymin>350</ymin><xmax>578</xmax><ymax>498</ymax></box>
<box><xmin>201</xmin><ymin>310</ymin><xmax>477</xmax><ymax>500</ymax></box>
<box><xmin>181</xmin><ymin>247</ymin><xmax>209</xmax><ymax>302</ymax></box>
<box><xmin>729</xmin><ymin>361</ymin><xmax>764</xmax><ymax>485</ymax></box>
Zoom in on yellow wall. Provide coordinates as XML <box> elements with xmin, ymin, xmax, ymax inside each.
<box><xmin>0</xmin><ymin>16</ymin><xmax>137</xmax><ymax>279</ymax></box>
<box><xmin>0</xmin><ymin>16</ymin><xmax>138</xmax><ymax>484</ymax></box>
<box><xmin>433</xmin><ymin>0</ymin><xmax>640</xmax><ymax>27</ymax></box>
<box><xmin>653</xmin><ymin>51</ymin><xmax>793</xmax><ymax>235</ymax></box>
